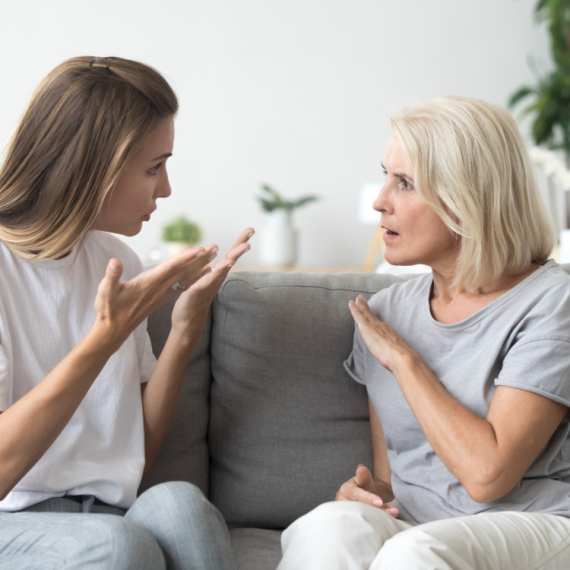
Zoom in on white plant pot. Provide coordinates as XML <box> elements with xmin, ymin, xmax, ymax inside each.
<box><xmin>260</xmin><ymin>210</ymin><xmax>297</xmax><ymax>267</ymax></box>
<box><xmin>165</xmin><ymin>241</ymin><xmax>195</xmax><ymax>257</ymax></box>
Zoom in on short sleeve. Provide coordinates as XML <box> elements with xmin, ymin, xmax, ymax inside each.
<box><xmin>495</xmin><ymin>338</ymin><xmax>570</xmax><ymax>407</ymax></box>
<box><xmin>343</xmin><ymin>324</ymin><xmax>368</xmax><ymax>385</ymax></box>
<box><xmin>0</xmin><ymin>344</ymin><xmax>9</xmax><ymax>411</ymax></box>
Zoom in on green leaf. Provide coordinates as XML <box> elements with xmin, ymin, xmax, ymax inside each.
<box><xmin>507</xmin><ymin>86</ymin><xmax>535</xmax><ymax>108</ymax></box>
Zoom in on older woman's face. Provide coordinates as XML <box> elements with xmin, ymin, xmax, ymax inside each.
<box><xmin>374</xmin><ymin>136</ymin><xmax>457</xmax><ymax>269</ymax></box>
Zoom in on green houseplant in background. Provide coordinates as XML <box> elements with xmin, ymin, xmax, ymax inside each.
<box><xmin>256</xmin><ymin>183</ymin><xmax>319</xmax><ymax>267</ymax></box>
<box><xmin>509</xmin><ymin>0</ymin><xmax>570</xmax><ymax>236</ymax></box>
<box><xmin>162</xmin><ymin>216</ymin><xmax>202</xmax><ymax>257</ymax></box>
<box><xmin>509</xmin><ymin>0</ymin><xmax>570</xmax><ymax>162</ymax></box>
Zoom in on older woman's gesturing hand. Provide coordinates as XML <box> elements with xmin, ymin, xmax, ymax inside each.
<box><xmin>348</xmin><ymin>295</ymin><xmax>415</xmax><ymax>374</ymax></box>
<box><xmin>336</xmin><ymin>465</ymin><xmax>399</xmax><ymax>518</ymax></box>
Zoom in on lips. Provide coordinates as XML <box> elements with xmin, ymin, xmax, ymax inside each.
<box><xmin>382</xmin><ymin>225</ymin><xmax>399</xmax><ymax>236</ymax></box>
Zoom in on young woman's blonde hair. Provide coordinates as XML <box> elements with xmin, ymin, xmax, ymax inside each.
<box><xmin>0</xmin><ymin>56</ymin><xmax>178</xmax><ymax>259</ymax></box>
<box><xmin>391</xmin><ymin>96</ymin><xmax>555</xmax><ymax>292</ymax></box>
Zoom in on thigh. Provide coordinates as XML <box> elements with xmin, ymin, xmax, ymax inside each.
<box><xmin>373</xmin><ymin>511</ymin><xmax>570</xmax><ymax>570</ymax></box>
<box><xmin>0</xmin><ymin>511</ymin><xmax>165</xmax><ymax>570</ymax></box>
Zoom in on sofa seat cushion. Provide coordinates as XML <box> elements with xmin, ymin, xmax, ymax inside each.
<box><xmin>230</xmin><ymin>528</ymin><xmax>282</xmax><ymax>570</ymax></box>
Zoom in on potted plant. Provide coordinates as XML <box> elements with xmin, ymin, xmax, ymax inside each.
<box><xmin>508</xmin><ymin>0</ymin><xmax>570</xmax><ymax>235</ymax></box>
<box><xmin>162</xmin><ymin>216</ymin><xmax>202</xmax><ymax>257</ymax></box>
<box><xmin>256</xmin><ymin>183</ymin><xmax>319</xmax><ymax>267</ymax></box>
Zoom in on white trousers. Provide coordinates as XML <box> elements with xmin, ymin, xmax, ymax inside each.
<box><xmin>277</xmin><ymin>501</ymin><xmax>570</xmax><ymax>570</ymax></box>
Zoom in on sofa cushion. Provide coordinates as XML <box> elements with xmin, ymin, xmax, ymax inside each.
<box><xmin>230</xmin><ymin>528</ymin><xmax>282</xmax><ymax>570</ymax></box>
<box><xmin>209</xmin><ymin>270</ymin><xmax>405</xmax><ymax>529</ymax></box>
<box><xmin>139</xmin><ymin>298</ymin><xmax>212</xmax><ymax>495</ymax></box>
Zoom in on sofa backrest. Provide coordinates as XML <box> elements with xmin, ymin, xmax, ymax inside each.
<box><xmin>208</xmin><ymin>270</ymin><xmax>406</xmax><ymax>529</ymax></box>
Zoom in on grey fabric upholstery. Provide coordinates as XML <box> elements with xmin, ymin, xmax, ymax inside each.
<box><xmin>208</xmin><ymin>271</ymin><xmax>404</xmax><ymax>529</ymax></box>
<box><xmin>230</xmin><ymin>528</ymin><xmax>282</xmax><ymax>570</ymax></box>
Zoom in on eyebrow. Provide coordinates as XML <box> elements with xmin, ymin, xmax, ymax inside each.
<box><xmin>381</xmin><ymin>162</ymin><xmax>414</xmax><ymax>182</ymax></box>
<box><xmin>151</xmin><ymin>152</ymin><xmax>173</xmax><ymax>161</ymax></box>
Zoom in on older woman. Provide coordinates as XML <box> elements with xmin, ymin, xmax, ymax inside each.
<box><xmin>278</xmin><ymin>97</ymin><xmax>570</xmax><ymax>570</ymax></box>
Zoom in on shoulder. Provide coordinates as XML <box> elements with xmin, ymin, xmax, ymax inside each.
<box><xmin>368</xmin><ymin>273</ymin><xmax>432</xmax><ymax>314</ymax></box>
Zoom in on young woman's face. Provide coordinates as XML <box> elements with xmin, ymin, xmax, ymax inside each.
<box><xmin>91</xmin><ymin>116</ymin><xmax>175</xmax><ymax>236</ymax></box>
<box><xmin>374</xmin><ymin>136</ymin><xmax>458</xmax><ymax>269</ymax></box>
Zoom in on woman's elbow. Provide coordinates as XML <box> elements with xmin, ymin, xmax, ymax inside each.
<box><xmin>463</xmin><ymin>472</ymin><xmax>517</xmax><ymax>504</ymax></box>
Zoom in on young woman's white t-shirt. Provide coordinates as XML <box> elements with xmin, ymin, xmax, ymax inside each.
<box><xmin>0</xmin><ymin>231</ymin><xmax>157</xmax><ymax>511</ymax></box>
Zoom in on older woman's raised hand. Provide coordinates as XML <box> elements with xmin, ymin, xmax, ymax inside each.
<box><xmin>335</xmin><ymin>465</ymin><xmax>399</xmax><ymax>518</ymax></box>
<box><xmin>349</xmin><ymin>295</ymin><xmax>416</xmax><ymax>374</ymax></box>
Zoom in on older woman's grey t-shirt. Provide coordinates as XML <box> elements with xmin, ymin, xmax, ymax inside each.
<box><xmin>344</xmin><ymin>260</ymin><xmax>570</xmax><ymax>525</ymax></box>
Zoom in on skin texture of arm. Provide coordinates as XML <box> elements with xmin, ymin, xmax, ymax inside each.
<box><xmin>348</xmin><ymin>294</ymin><xmax>568</xmax><ymax>504</ymax></box>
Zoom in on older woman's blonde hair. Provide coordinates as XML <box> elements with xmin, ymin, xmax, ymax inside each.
<box><xmin>391</xmin><ymin>96</ymin><xmax>555</xmax><ymax>291</ymax></box>
<box><xmin>0</xmin><ymin>56</ymin><xmax>178</xmax><ymax>260</ymax></box>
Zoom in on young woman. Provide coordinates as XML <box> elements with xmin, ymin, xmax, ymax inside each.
<box><xmin>0</xmin><ymin>56</ymin><xmax>252</xmax><ymax>569</ymax></box>
<box><xmin>278</xmin><ymin>97</ymin><xmax>570</xmax><ymax>569</ymax></box>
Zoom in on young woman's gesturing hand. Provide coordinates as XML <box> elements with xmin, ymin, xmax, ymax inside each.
<box><xmin>93</xmin><ymin>244</ymin><xmax>222</xmax><ymax>350</ymax></box>
<box><xmin>335</xmin><ymin>465</ymin><xmax>399</xmax><ymax>518</ymax></box>
<box><xmin>170</xmin><ymin>227</ymin><xmax>254</xmax><ymax>340</ymax></box>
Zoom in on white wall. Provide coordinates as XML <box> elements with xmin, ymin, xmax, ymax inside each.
<box><xmin>0</xmin><ymin>0</ymin><xmax>550</xmax><ymax>266</ymax></box>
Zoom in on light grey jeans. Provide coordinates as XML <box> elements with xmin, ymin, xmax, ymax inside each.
<box><xmin>0</xmin><ymin>481</ymin><xmax>237</xmax><ymax>570</ymax></box>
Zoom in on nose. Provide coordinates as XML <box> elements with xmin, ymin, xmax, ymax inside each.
<box><xmin>156</xmin><ymin>169</ymin><xmax>172</xmax><ymax>199</ymax></box>
<box><xmin>373</xmin><ymin>183</ymin><xmax>391</xmax><ymax>214</ymax></box>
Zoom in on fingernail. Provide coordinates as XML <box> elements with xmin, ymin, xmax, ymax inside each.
<box><xmin>196</xmin><ymin>251</ymin><xmax>205</xmax><ymax>257</ymax></box>
<box><xmin>109</xmin><ymin>262</ymin><xmax>118</xmax><ymax>271</ymax></box>
<box><xmin>208</xmin><ymin>252</ymin><xmax>218</xmax><ymax>262</ymax></box>
<box><xmin>387</xmin><ymin>507</ymin><xmax>398</xmax><ymax>514</ymax></box>
<box><xmin>372</xmin><ymin>499</ymin><xmax>383</xmax><ymax>507</ymax></box>
<box><xmin>248</xmin><ymin>232</ymin><xmax>254</xmax><ymax>238</ymax></box>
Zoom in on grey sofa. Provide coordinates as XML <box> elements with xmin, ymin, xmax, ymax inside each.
<box><xmin>137</xmin><ymin>265</ymin><xmax>570</xmax><ymax>569</ymax></box>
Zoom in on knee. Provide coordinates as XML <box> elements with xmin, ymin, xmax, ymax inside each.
<box><xmin>136</xmin><ymin>481</ymin><xmax>210</xmax><ymax>516</ymax></box>
<box><xmin>75</xmin><ymin>516</ymin><xmax>166</xmax><ymax>570</ymax></box>
<box><xmin>284</xmin><ymin>501</ymin><xmax>372</xmax><ymax>545</ymax></box>
<box><xmin>375</xmin><ymin>527</ymin><xmax>440</xmax><ymax>570</ymax></box>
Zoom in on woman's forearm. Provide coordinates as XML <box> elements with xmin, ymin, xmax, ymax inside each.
<box><xmin>140</xmin><ymin>328</ymin><xmax>200</xmax><ymax>474</ymax></box>
<box><xmin>393</xmin><ymin>354</ymin><xmax>501</xmax><ymax>493</ymax></box>
<box><xmin>0</xmin><ymin>325</ymin><xmax>116</xmax><ymax>500</ymax></box>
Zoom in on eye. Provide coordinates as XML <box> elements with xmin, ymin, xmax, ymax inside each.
<box><xmin>398</xmin><ymin>177</ymin><xmax>414</xmax><ymax>191</ymax></box>
<box><xmin>149</xmin><ymin>162</ymin><xmax>163</xmax><ymax>176</ymax></box>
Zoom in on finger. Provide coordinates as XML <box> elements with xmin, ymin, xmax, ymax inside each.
<box><xmin>100</xmin><ymin>258</ymin><xmax>123</xmax><ymax>296</ymax></box>
<box><xmin>354</xmin><ymin>464</ymin><xmax>374</xmax><ymax>490</ymax></box>
<box><xmin>221</xmin><ymin>242</ymin><xmax>251</xmax><ymax>265</ymax></box>
<box><xmin>154</xmin><ymin>246</ymin><xmax>220</xmax><ymax>289</ymax></box>
<box><xmin>221</xmin><ymin>228</ymin><xmax>255</xmax><ymax>259</ymax></box>
<box><xmin>349</xmin><ymin>486</ymin><xmax>384</xmax><ymax>507</ymax></box>
<box><xmin>383</xmin><ymin>505</ymin><xmax>399</xmax><ymax>517</ymax></box>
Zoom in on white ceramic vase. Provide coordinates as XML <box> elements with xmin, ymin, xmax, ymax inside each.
<box><xmin>260</xmin><ymin>210</ymin><xmax>297</xmax><ymax>267</ymax></box>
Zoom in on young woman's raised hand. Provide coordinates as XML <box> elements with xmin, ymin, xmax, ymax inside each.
<box><xmin>170</xmin><ymin>228</ymin><xmax>254</xmax><ymax>339</ymax></box>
